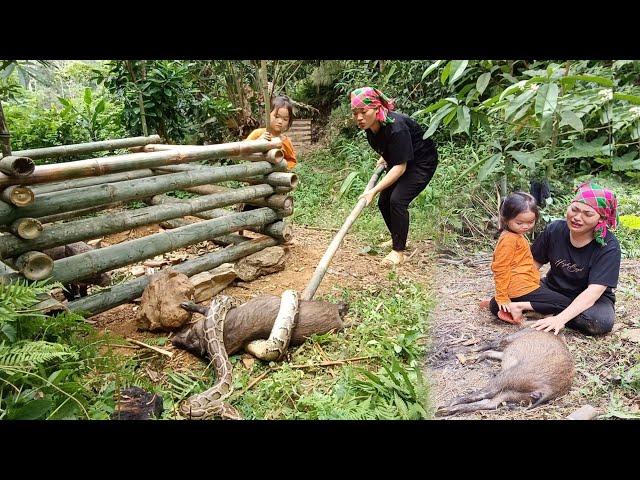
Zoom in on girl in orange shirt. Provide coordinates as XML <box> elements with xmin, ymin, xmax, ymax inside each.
<box><xmin>481</xmin><ymin>192</ymin><xmax>541</xmax><ymax>324</ymax></box>
<box><xmin>246</xmin><ymin>95</ymin><xmax>297</xmax><ymax>170</ymax></box>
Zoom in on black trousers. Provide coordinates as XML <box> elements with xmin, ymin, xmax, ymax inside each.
<box><xmin>378</xmin><ymin>156</ymin><xmax>437</xmax><ymax>251</ymax></box>
<box><xmin>489</xmin><ymin>278</ymin><xmax>615</xmax><ymax>336</ymax></box>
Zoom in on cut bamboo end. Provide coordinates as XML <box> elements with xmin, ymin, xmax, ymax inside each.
<box><xmin>10</xmin><ymin>217</ymin><xmax>43</xmax><ymax>239</ymax></box>
<box><xmin>266</xmin><ymin>149</ymin><xmax>284</xmax><ymax>163</ymax></box>
<box><xmin>0</xmin><ymin>156</ymin><xmax>36</xmax><ymax>177</ymax></box>
<box><xmin>15</xmin><ymin>251</ymin><xmax>54</xmax><ymax>280</ymax></box>
<box><xmin>2</xmin><ymin>185</ymin><xmax>35</xmax><ymax>207</ymax></box>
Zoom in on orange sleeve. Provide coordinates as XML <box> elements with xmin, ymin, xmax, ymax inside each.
<box><xmin>491</xmin><ymin>234</ymin><xmax>517</xmax><ymax>304</ymax></box>
<box><xmin>282</xmin><ymin>136</ymin><xmax>297</xmax><ymax>170</ymax></box>
<box><xmin>246</xmin><ymin>128</ymin><xmax>265</xmax><ymax>141</ymax></box>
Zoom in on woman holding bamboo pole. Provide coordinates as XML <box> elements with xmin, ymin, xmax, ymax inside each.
<box><xmin>351</xmin><ymin>87</ymin><xmax>439</xmax><ymax>266</ymax></box>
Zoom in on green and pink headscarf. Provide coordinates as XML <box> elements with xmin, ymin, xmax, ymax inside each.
<box><xmin>350</xmin><ymin>87</ymin><xmax>396</xmax><ymax>126</ymax></box>
<box><xmin>572</xmin><ymin>181</ymin><xmax>619</xmax><ymax>246</ymax></box>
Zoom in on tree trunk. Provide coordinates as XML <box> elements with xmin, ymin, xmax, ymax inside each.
<box><xmin>0</xmin><ymin>101</ymin><xmax>12</xmax><ymax>157</ymax></box>
<box><xmin>12</xmin><ymin>135</ymin><xmax>161</xmax><ymax>160</ymax></box>
<box><xmin>67</xmin><ymin>236</ymin><xmax>280</xmax><ymax>315</ymax></box>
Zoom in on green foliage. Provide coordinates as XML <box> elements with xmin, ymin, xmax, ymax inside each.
<box><xmin>227</xmin><ymin>277</ymin><xmax>433</xmax><ymax>419</ymax></box>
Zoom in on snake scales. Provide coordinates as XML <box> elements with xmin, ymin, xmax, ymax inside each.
<box><xmin>179</xmin><ymin>290</ymin><xmax>299</xmax><ymax>419</ymax></box>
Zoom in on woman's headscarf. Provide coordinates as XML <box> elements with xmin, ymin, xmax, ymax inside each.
<box><xmin>350</xmin><ymin>87</ymin><xmax>396</xmax><ymax>126</ymax></box>
<box><xmin>572</xmin><ymin>181</ymin><xmax>619</xmax><ymax>246</ymax></box>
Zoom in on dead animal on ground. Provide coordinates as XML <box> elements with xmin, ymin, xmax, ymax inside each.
<box><xmin>436</xmin><ymin>328</ymin><xmax>575</xmax><ymax>416</ymax></box>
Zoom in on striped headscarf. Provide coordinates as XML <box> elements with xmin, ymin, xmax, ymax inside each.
<box><xmin>572</xmin><ymin>181</ymin><xmax>619</xmax><ymax>246</ymax></box>
<box><xmin>350</xmin><ymin>87</ymin><xmax>396</xmax><ymax>126</ymax></box>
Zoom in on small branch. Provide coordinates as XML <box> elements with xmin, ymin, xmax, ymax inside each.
<box><xmin>240</xmin><ymin>355</ymin><xmax>377</xmax><ymax>394</ymax></box>
<box><xmin>126</xmin><ymin>338</ymin><xmax>174</xmax><ymax>357</ymax></box>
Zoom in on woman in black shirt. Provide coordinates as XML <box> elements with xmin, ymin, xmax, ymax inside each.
<box><xmin>350</xmin><ymin>87</ymin><xmax>438</xmax><ymax>266</ymax></box>
<box><xmin>505</xmin><ymin>182</ymin><xmax>621</xmax><ymax>336</ymax></box>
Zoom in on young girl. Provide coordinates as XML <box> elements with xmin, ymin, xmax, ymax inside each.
<box><xmin>482</xmin><ymin>192</ymin><xmax>541</xmax><ymax>324</ymax></box>
<box><xmin>246</xmin><ymin>95</ymin><xmax>297</xmax><ymax>170</ymax></box>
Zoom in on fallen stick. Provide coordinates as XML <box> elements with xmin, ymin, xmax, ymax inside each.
<box><xmin>126</xmin><ymin>338</ymin><xmax>174</xmax><ymax>357</ymax></box>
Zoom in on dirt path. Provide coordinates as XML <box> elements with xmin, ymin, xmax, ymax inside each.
<box><xmin>427</xmin><ymin>257</ymin><xmax>640</xmax><ymax>420</ymax></box>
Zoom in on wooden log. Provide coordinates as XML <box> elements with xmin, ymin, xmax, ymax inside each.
<box><xmin>0</xmin><ymin>138</ymin><xmax>283</xmax><ymax>188</ymax></box>
<box><xmin>5</xmin><ymin>207</ymin><xmax>281</xmax><ymax>285</ymax></box>
<box><xmin>0</xmin><ymin>155</ymin><xmax>35</xmax><ymax>177</ymax></box>
<box><xmin>0</xmin><ymin>161</ymin><xmax>275</xmax><ymax>225</ymax></box>
<box><xmin>0</xmin><ymin>185</ymin><xmax>275</xmax><ymax>259</ymax></box>
<box><xmin>12</xmin><ymin>135</ymin><xmax>162</xmax><ymax>160</ymax></box>
<box><xmin>172</xmin><ymin>294</ymin><xmax>345</xmax><ymax>357</ymax></box>
<box><xmin>1</xmin><ymin>186</ymin><xmax>35</xmax><ymax>207</ymax></box>
<box><xmin>301</xmin><ymin>165</ymin><xmax>385</xmax><ymax>301</ymax></box>
<box><xmin>67</xmin><ymin>236</ymin><xmax>279</xmax><ymax>315</ymax></box>
<box><xmin>14</xmin><ymin>251</ymin><xmax>54</xmax><ymax>280</ymax></box>
<box><xmin>30</xmin><ymin>169</ymin><xmax>155</xmax><ymax>195</ymax></box>
<box><xmin>10</xmin><ymin>218</ymin><xmax>43</xmax><ymax>240</ymax></box>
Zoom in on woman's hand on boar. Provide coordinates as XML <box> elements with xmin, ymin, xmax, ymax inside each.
<box><xmin>530</xmin><ymin>315</ymin><xmax>567</xmax><ymax>335</ymax></box>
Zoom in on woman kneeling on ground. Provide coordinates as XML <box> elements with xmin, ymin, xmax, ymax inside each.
<box><xmin>490</xmin><ymin>181</ymin><xmax>621</xmax><ymax>336</ymax></box>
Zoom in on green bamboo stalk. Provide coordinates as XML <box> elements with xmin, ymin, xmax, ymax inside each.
<box><xmin>12</xmin><ymin>135</ymin><xmax>162</xmax><ymax>160</ymax></box>
<box><xmin>0</xmin><ymin>184</ymin><xmax>275</xmax><ymax>258</ymax></box>
<box><xmin>0</xmin><ymin>161</ymin><xmax>275</xmax><ymax>225</ymax></box>
<box><xmin>67</xmin><ymin>236</ymin><xmax>279</xmax><ymax>316</ymax></box>
<box><xmin>0</xmin><ymin>138</ymin><xmax>283</xmax><ymax>187</ymax></box>
<box><xmin>4</xmin><ymin>207</ymin><xmax>280</xmax><ymax>285</ymax></box>
<box><xmin>30</xmin><ymin>169</ymin><xmax>155</xmax><ymax>195</ymax></box>
<box><xmin>1</xmin><ymin>186</ymin><xmax>35</xmax><ymax>207</ymax></box>
<box><xmin>0</xmin><ymin>155</ymin><xmax>35</xmax><ymax>176</ymax></box>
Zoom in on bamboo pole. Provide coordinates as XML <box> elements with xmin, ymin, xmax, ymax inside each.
<box><xmin>1</xmin><ymin>186</ymin><xmax>35</xmax><ymax>207</ymax></box>
<box><xmin>142</xmin><ymin>145</ymin><xmax>284</xmax><ymax>164</ymax></box>
<box><xmin>149</xmin><ymin>195</ymin><xmax>292</xmax><ymax>239</ymax></box>
<box><xmin>155</xmin><ymin>165</ymin><xmax>298</xmax><ymax>189</ymax></box>
<box><xmin>14</xmin><ymin>251</ymin><xmax>54</xmax><ymax>280</ymax></box>
<box><xmin>12</xmin><ymin>135</ymin><xmax>162</xmax><ymax>160</ymax></box>
<box><xmin>30</xmin><ymin>169</ymin><xmax>155</xmax><ymax>195</ymax></box>
<box><xmin>67</xmin><ymin>236</ymin><xmax>280</xmax><ymax>315</ymax></box>
<box><xmin>0</xmin><ymin>138</ymin><xmax>283</xmax><ymax>187</ymax></box>
<box><xmin>0</xmin><ymin>184</ymin><xmax>275</xmax><ymax>258</ymax></box>
<box><xmin>0</xmin><ymin>156</ymin><xmax>35</xmax><ymax>177</ymax></box>
<box><xmin>301</xmin><ymin>165</ymin><xmax>385</xmax><ymax>301</ymax></box>
<box><xmin>4</xmin><ymin>207</ymin><xmax>280</xmax><ymax>285</ymax></box>
<box><xmin>0</xmin><ymin>161</ymin><xmax>275</xmax><ymax>225</ymax></box>
<box><xmin>10</xmin><ymin>218</ymin><xmax>43</xmax><ymax>240</ymax></box>
<box><xmin>37</xmin><ymin>203</ymin><xmax>121</xmax><ymax>224</ymax></box>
